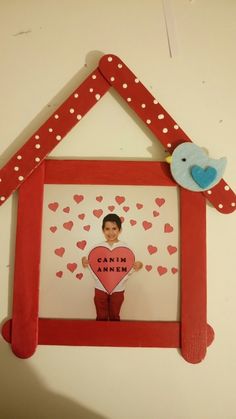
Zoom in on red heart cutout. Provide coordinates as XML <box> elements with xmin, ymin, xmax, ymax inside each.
<box><xmin>123</xmin><ymin>206</ymin><xmax>130</xmax><ymax>212</ymax></box>
<box><xmin>164</xmin><ymin>223</ymin><xmax>174</xmax><ymax>233</ymax></box>
<box><xmin>153</xmin><ymin>210</ymin><xmax>160</xmax><ymax>217</ymax></box>
<box><xmin>63</xmin><ymin>206</ymin><xmax>70</xmax><ymax>213</ymax></box>
<box><xmin>88</xmin><ymin>246</ymin><xmax>135</xmax><ymax>294</ymax></box>
<box><xmin>115</xmin><ymin>196</ymin><xmax>125</xmax><ymax>205</ymax></box>
<box><xmin>171</xmin><ymin>267</ymin><xmax>178</xmax><ymax>274</ymax></box>
<box><xmin>83</xmin><ymin>225</ymin><xmax>91</xmax><ymax>231</ymax></box>
<box><xmin>73</xmin><ymin>194</ymin><xmax>84</xmax><ymax>204</ymax></box>
<box><xmin>145</xmin><ymin>265</ymin><xmax>152</xmax><ymax>272</ymax></box>
<box><xmin>142</xmin><ymin>221</ymin><xmax>152</xmax><ymax>230</ymax></box>
<box><xmin>54</xmin><ymin>247</ymin><xmax>65</xmax><ymax>257</ymax></box>
<box><xmin>167</xmin><ymin>245</ymin><xmax>177</xmax><ymax>255</ymax></box>
<box><xmin>136</xmin><ymin>203</ymin><xmax>143</xmax><ymax>209</ymax></box>
<box><xmin>108</xmin><ymin>205</ymin><xmax>115</xmax><ymax>212</ymax></box>
<box><xmin>78</xmin><ymin>213</ymin><xmax>85</xmax><ymax>220</ymax></box>
<box><xmin>67</xmin><ymin>263</ymin><xmax>77</xmax><ymax>273</ymax></box>
<box><xmin>63</xmin><ymin>221</ymin><xmax>74</xmax><ymax>231</ymax></box>
<box><xmin>147</xmin><ymin>245</ymin><xmax>158</xmax><ymax>255</ymax></box>
<box><xmin>96</xmin><ymin>196</ymin><xmax>103</xmax><ymax>202</ymax></box>
<box><xmin>56</xmin><ymin>271</ymin><xmax>63</xmax><ymax>278</ymax></box>
<box><xmin>157</xmin><ymin>266</ymin><xmax>167</xmax><ymax>276</ymax></box>
<box><xmin>48</xmin><ymin>202</ymin><xmax>59</xmax><ymax>212</ymax></box>
<box><xmin>129</xmin><ymin>219</ymin><xmax>137</xmax><ymax>226</ymax></box>
<box><xmin>93</xmin><ymin>209</ymin><xmax>103</xmax><ymax>218</ymax></box>
<box><xmin>155</xmin><ymin>198</ymin><xmax>165</xmax><ymax>207</ymax></box>
<box><xmin>76</xmin><ymin>273</ymin><xmax>83</xmax><ymax>280</ymax></box>
<box><xmin>50</xmin><ymin>226</ymin><xmax>57</xmax><ymax>233</ymax></box>
<box><xmin>76</xmin><ymin>240</ymin><xmax>87</xmax><ymax>250</ymax></box>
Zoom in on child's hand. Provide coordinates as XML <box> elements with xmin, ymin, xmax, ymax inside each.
<box><xmin>133</xmin><ymin>261</ymin><xmax>143</xmax><ymax>271</ymax></box>
<box><xmin>82</xmin><ymin>257</ymin><xmax>89</xmax><ymax>268</ymax></box>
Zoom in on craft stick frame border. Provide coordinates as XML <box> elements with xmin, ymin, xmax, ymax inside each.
<box><xmin>1</xmin><ymin>159</ymin><xmax>214</xmax><ymax>364</ymax></box>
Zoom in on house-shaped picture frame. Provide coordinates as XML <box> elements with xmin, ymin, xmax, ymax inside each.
<box><xmin>0</xmin><ymin>54</ymin><xmax>235</xmax><ymax>364</ymax></box>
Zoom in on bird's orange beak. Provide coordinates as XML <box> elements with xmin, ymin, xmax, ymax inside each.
<box><xmin>165</xmin><ymin>155</ymin><xmax>172</xmax><ymax>164</ymax></box>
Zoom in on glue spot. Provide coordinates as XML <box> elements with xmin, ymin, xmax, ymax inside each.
<box><xmin>146</xmin><ymin>119</ymin><xmax>151</xmax><ymax>124</ymax></box>
<box><xmin>0</xmin><ymin>196</ymin><xmax>6</xmax><ymax>201</ymax></box>
<box><xmin>167</xmin><ymin>143</ymin><xmax>172</xmax><ymax>148</ymax></box>
<box><xmin>77</xmin><ymin>114</ymin><xmax>82</xmax><ymax>120</ymax></box>
<box><xmin>231</xmin><ymin>202</ymin><xmax>236</xmax><ymax>207</ymax></box>
<box><xmin>153</xmin><ymin>99</ymin><xmax>158</xmax><ymax>104</ymax></box>
<box><xmin>74</xmin><ymin>93</ymin><xmax>79</xmax><ymax>98</ymax></box>
<box><xmin>14</xmin><ymin>166</ymin><xmax>19</xmax><ymax>171</ymax></box>
<box><xmin>110</xmin><ymin>77</ymin><xmax>115</xmax><ymax>82</ymax></box>
<box><xmin>224</xmin><ymin>185</ymin><xmax>230</xmax><ymax>191</ymax></box>
<box><xmin>35</xmin><ymin>157</ymin><xmax>40</xmax><ymax>162</ymax></box>
<box><xmin>89</xmin><ymin>88</ymin><xmax>94</xmax><ymax>93</ymax></box>
<box><xmin>92</xmin><ymin>74</ymin><xmax>97</xmax><ymax>79</ymax></box>
<box><xmin>218</xmin><ymin>204</ymin><xmax>223</xmax><ymax>209</ymax></box>
<box><xmin>158</xmin><ymin>114</ymin><xmax>164</xmax><ymax>119</ymax></box>
<box><xmin>35</xmin><ymin>144</ymin><xmax>40</xmax><ymax>149</ymax></box>
<box><xmin>56</xmin><ymin>135</ymin><xmax>62</xmax><ymax>141</ymax></box>
<box><xmin>70</xmin><ymin>108</ymin><xmax>75</xmax><ymax>113</ymax></box>
<box><xmin>35</xmin><ymin>135</ymin><xmax>40</xmax><ymax>140</ymax></box>
<box><xmin>95</xmin><ymin>94</ymin><xmax>101</xmax><ymax>100</ymax></box>
<box><xmin>141</xmin><ymin>104</ymin><xmax>146</xmax><ymax>108</ymax></box>
<box><xmin>17</xmin><ymin>155</ymin><xmax>22</xmax><ymax>160</ymax></box>
<box><xmin>207</xmin><ymin>190</ymin><xmax>212</xmax><ymax>195</ymax></box>
<box><xmin>163</xmin><ymin>128</ymin><xmax>168</xmax><ymax>133</ymax></box>
<box><xmin>127</xmin><ymin>98</ymin><xmax>132</xmax><ymax>102</ymax></box>
<box><xmin>54</xmin><ymin>114</ymin><xmax>59</xmax><ymax>119</ymax></box>
<box><xmin>48</xmin><ymin>128</ymin><xmax>53</xmax><ymax>132</ymax></box>
<box><xmin>108</xmin><ymin>56</ymin><xmax>113</xmax><ymax>62</ymax></box>
<box><xmin>174</xmin><ymin>124</ymin><xmax>179</xmax><ymax>130</ymax></box>
<box><xmin>18</xmin><ymin>176</ymin><xmax>24</xmax><ymax>181</ymax></box>
<box><xmin>118</xmin><ymin>63</ymin><xmax>123</xmax><ymax>69</ymax></box>
<box><xmin>122</xmin><ymin>83</ymin><xmax>128</xmax><ymax>89</ymax></box>
<box><xmin>134</xmin><ymin>78</ymin><xmax>139</xmax><ymax>83</ymax></box>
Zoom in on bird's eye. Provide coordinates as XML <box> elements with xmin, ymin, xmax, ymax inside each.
<box><xmin>181</xmin><ymin>158</ymin><xmax>187</xmax><ymax>162</ymax></box>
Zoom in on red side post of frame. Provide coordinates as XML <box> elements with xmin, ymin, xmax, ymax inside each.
<box><xmin>180</xmin><ymin>188</ymin><xmax>207</xmax><ymax>363</ymax></box>
<box><xmin>11</xmin><ymin>163</ymin><xmax>45</xmax><ymax>358</ymax></box>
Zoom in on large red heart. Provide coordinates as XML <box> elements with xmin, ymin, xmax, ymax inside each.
<box><xmin>88</xmin><ymin>246</ymin><xmax>135</xmax><ymax>294</ymax></box>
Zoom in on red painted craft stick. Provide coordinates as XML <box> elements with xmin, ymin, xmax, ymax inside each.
<box><xmin>180</xmin><ymin>189</ymin><xmax>207</xmax><ymax>363</ymax></box>
<box><xmin>11</xmin><ymin>163</ymin><xmax>45</xmax><ymax>358</ymax></box>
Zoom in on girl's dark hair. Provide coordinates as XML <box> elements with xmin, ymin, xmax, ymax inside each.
<box><xmin>102</xmin><ymin>213</ymin><xmax>122</xmax><ymax>230</ymax></box>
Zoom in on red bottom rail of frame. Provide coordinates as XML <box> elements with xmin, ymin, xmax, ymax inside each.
<box><xmin>2</xmin><ymin>318</ymin><xmax>214</xmax><ymax>348</ymax></box>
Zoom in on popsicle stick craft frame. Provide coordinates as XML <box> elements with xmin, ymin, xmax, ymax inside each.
<box><xmin>1</xmin><ymin>54</ymin><xmax>235</xmax><ymax>364</ymax></box>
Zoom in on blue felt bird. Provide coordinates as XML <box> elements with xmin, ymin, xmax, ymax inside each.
<box><xmin>166</xmin><ymin>143</ymin><xmax>227</xmax><ymax>191</ymax></box>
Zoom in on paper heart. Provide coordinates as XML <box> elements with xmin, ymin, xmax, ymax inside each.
<box><xmin>63</xmin><ymin>221</ymin><xmax>74</xmax><ymax>231</ymax></box>
<box><xmin>56</xmin><ymin>271</ymin><xmax>63</xmax><ymax>278</ymax></box>
<box><xmin>155</xmin><ymin>198</ymin><xmax>165</xmax><ymax>207</ymax></box>
<box><xmin>171</xmin><ymin>267</ymin><xmax>178</xmax><ymax>274</ymax></box>
<box><xmin>76</xmin><ymin>273</ymin><xmax>83</xmax><ymax>280</ymax></box>
<box><xmin>167</xmin><ymin>245</ymin><xmax>177</xmax><ymax>255</ymax></box>
<box><xmin>129</xmin><ymin>219</ymin><xmax>137</xmax><ymax>226</ymax></box>
<box><xmin>153</xmin><ymin>210</ymin><xmax>160</xmax><ymax>217</ymax></box>
<box><xmin>50</xmin><ymin>226</ymin><xmax>57</xmax><ymax>233</ymax></box>
<box><xmin>83</xmin><ymin>225</ymin><xmax>91</xmax><ymax>231</ymax></box>
<box><xmin>123</xmin><ymin>206</ymin><xmax>130</xmax><ymax>212</ymax></box>
<box><xmin>164</xmin><ymin>223</ymin><xmax>174</xmax><ymax>233</ymax></box>
<box><xmin>54</xmin><ymin>247</ymin><xmax>65</xmax><ymax>257</ymax></box>
<box><xmin>142</xmin><ymin>221</ymin><xmax>152</xmax><ymax>230</ymax></box>
<box><xmin>88</xmin><ymin>246</ymin><xmax>135</xmax><ymax>294</ymax></box>
<box><xmin>78</xmin><ymin>213</ymin><xmax>85</xmax><ymax>220</ymax></box>
<box><xmin>147</xmin><ymin>245</ymin><xmax>158</xmax><ymax>255</ymax></box>
<box><xmin>93</xmin><ymin>209</ymin><xmax>103</xmax><ymax>218</ymax></box>
<box><xmin>115</xmin><ymin>196</ymin><xmax>125</xmax><ymax>205</ymax></box>
<box><xmin>48</xmin><ymin>202</ymin><xmax>59</xmax><ymax>212</ymax></box>
<box><xmin>136</xmin><ymin>203</ymin><xmax>143</xmax><ymax>209</ymax></box>
<box><xmin>108</xmin><ymin>205</ymin><xmax>115</xmax><ymax>212</ymax></box>
<box><xmin>96</xmin><ymin>196</ymin><xmax>103</xmax><ymax>202</ymax></box>
<box><xmin>145</xmin><ymin>265</ymin><xmax>152</xmax><ymax>272</ymax></box>
<box><xmin>76</xmin><ymin>240</ymin><xmax>87</xmax><ymax>250</ymax></box>
<box><xmin>73</xmin><ymin>194</ymin><xmax>84</xmax><ymax>204</ymax></box>
<box><xmin>191</xmin><ymin>165</ymin><xmax>217</xmax><ymax>189</ymax></box>
<box><xmin>157</xmin><ymin>266</ymin><xmax>167</xmax><ymax>276</ymax></box>
<box><xmin>63</xmin><ymin>206</ymin><xmax>70</xmax><ymax>213</ymax></box>
<box><xmin>67</xmin><ymin>263</ymin><xmax>77</xmax><ymax>273</ymax></box>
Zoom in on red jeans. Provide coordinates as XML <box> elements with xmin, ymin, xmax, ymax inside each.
<box><xmin>94</xmin><ymin>289</ymin><xmax>125</xmax><ymax>321</ymax></box>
